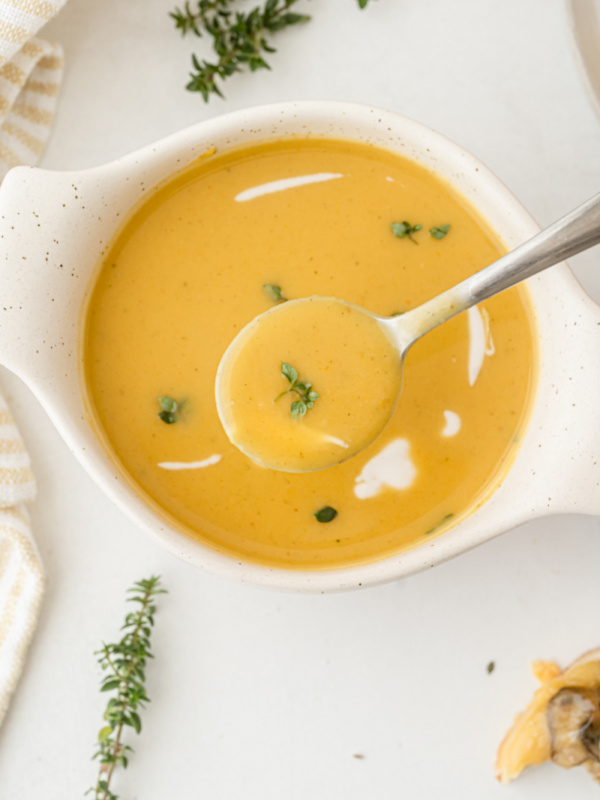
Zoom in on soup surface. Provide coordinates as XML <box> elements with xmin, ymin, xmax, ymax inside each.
<box><xmin>84</xmin><ymin>137</ymin><xmax>536</xmax><ymax>570</ymax></box>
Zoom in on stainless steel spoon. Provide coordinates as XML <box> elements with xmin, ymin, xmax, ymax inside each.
<box><xmin>216</xmin><ymin>193</ymin><xmax>600</xmax><ymax>472</ymax></box>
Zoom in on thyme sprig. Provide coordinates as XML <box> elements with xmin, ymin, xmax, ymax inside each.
<box><xmin>88</xmin><ymin>577</ymin><xmax>166</xmax><ymax>800</ymax></box>
<box><xmin>170</xmin><ymin>0</ymin><xmax>372</xmax><ymax>100</ymax></box>
<box><xmin>275</xmin><ymin>361</ymin><xmax>318</xmax><ymax>419</ymax></box>
<box><xmin>171</xmin><ymin>0</ymin><xmax>311</xmax><ymax>101</ymax></box>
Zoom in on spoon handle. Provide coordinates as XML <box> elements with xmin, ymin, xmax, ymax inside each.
<box><xmin>396</xmin><ymin>192</ymin><xmax>600</xmax><ymax>347</ymax></box>
<box><xmin>469</xmin><ymin>192</ymin><xmax>600</xmax><ymax>302</ymax></box>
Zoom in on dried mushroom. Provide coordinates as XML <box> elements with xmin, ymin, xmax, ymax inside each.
<box><xmin>585</xmin><ymin>759</ymin><xmax>600</xmax><ymax>783</ymax></box>
<box><xmin>584</xmin><ymin>720</ymin><xmax>600</xmax><ymax>762</ymax></box>
<box><xmin>547</xmin><ymin>687</ymin><xmax>600</xmax><ymax>768</ymax></box>
<box><xmin>496</xmin><ymin>647</ymin><xmax>600</xmax><ymax>785</ymax></box>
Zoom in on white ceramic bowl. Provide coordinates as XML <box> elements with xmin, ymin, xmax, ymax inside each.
<box><xmin>1</xmin><ymin>101</ymin><xmax>599</xmax><ymax>592</ymax></box>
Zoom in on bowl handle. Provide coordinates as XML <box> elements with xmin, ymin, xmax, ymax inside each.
<box><xmin>0</xmin><ymin>166</ymin><xmax>85</xmax><ymax>385</ymax></box>
<box><xmin>528</xmin><ymin>283</ymin><xmax>600</xmax><ymax>517</ymax></box>
<box><xmin>0</xmin><ymin>163</ymin><xmax>141</xmax><ymax>395</ymax></box>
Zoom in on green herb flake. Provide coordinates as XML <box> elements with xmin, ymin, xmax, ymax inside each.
<box><xmin>487</xmin><ymin>660</ymin><xmax>496</xmax><ymax>674</ymax></box>
<box><xmin>391</xmin><ymin>220</ymin><xmax>423</xmax><ymax>244</ymax></box>
<box><xmin>263</xmin><ymin>283</ymin><xmax>287</xmax><ymax>302</ymax></box>
<box><xmin>424</xmin><ymin>512</ymin><xmax>454</xmax><ymax>536</ymax></box>
<box><xmin>429</xmin><ymin>223</ymin><xmax>451</xmax><ymax>240</ymax></box>
<box><xmin>314</xmin><ymin>506</ymin><xmax>338</xmax><ymax>523</ymax></box>
<box><xmin>290</xmin><ymin>400</ymin><xmax>306</xmax><ymax>419</ymax></box>
<box><xmin>157</xmin><ymin>395</ymin><xmax>181</xmax><ymax>424</ymax></box>
<box><xmin>281</xmin><ymin>362</ymin><xmax>298</xmax><ymax>384</ymax></box>
<box><xmin>275</xmin><ymin>362</ymin><xmax>319</xmax><ymax>419</ymax></box>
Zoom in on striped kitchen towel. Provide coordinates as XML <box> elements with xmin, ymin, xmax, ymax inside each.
<box><xmin>0</xmin><ymin>0</ymin><xmax>66</xmax><ymax>180</ymax></box>
<box><xmin>0</xmin><ymin>396</ymin><xmax>42</xmax><ymax>727</ymax></box>
<box><xmin>0</xmin><ymin>0</ymin><xmax>68</xmax><ymax>726</ymax></box>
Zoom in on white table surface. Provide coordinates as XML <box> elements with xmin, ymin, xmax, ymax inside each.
<box><xmin>1</xmin><ymin>0</ymin><xmax>600</xmax><ymax>797</ymax></box>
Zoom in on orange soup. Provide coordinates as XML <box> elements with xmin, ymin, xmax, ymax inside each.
<box><xmin>83</xmin><ymin>137</ymin><xmax>536</xmax><ymax>569</ymax></box>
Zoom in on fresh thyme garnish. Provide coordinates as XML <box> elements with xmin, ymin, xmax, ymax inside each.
<box><xmin>274</xmin><ymin>361</ymin><xmax>318</xmax><ymax>419</ymax></box>
<box><xmin>390</xmin><ymin>311</ymin><xmax>405</xmax><ymax>317</ymax></box>
<box><xmin>430</xmin><ymin>223</ymin><xmax>451</xmax><ymax>240</ymax></box>
<box><xmin>88</xmin><ymin>577</ymin><xmax>166</xmax><ymax>800</ymax></box>
<box><xmin>487</xmin><ymin>661</ymin><xmax>496</xmax><ymax>674</ymax></box>
<box><xmin>157</xmin><ymin>396</ymin><xmax>181</xmax><ymax>424</ymax></box>
<box><xmin>263</xmin><ymin>283</ymin><xmax>287</xmax><ymax>302</ymax></box>
<box><xmin>314</xmin><ymin>506</ymin><xmax>337</xmax><ymax>523</ymax></box>
<box><xmin>391</xmin><ymin>220</ymin><xmax>423</xmax><ymax>244</ymax></box>
<box><xmin>170</xmin><ymin>0</ymin><xmax>372</xmax><ymax>99</ymax></box>
<box><xmin>170</xmin><ymin>0</ymin><xmax>311</xmax><ymax>101</ymax></box>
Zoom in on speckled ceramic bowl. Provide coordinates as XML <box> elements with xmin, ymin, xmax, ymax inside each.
<box><xmin>0</xmin><ymin>101</ymin><xmax>598</xmax><ymax>592</ymax></box>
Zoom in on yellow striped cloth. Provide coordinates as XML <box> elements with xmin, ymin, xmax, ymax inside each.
<box><xmin>0</xmin><ymin>0</ymin><xmax>67</xmax><ymax>725</ymax></box>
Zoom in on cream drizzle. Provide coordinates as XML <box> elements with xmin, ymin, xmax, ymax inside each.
<box><xmin>441</xmin><ymin>410</ymin><xmax>461</xmax><ymax>437</ymax></box>
<box><xmin>354</xmin><ymin>438</ymin><xmax>416</xmax><ymax>500</ymax></box>
<box><xmin>158</xmin><ymin>454</ymin><xmax>222</xmax><ymax>470</ymax></box>
<box><xmin>467</xmin><ymin>305</ymin><xmax>495</xmax><ymax>386</ymax></box>
<box><xmin>235</xmin><ymin>173</ymin><xmax>344</xmax><ymax>202</ymax></box>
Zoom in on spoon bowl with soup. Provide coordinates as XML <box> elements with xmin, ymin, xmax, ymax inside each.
<box><xmin>216</xmin><ymin>192</ymin><xmax>600</xmax><ymax>473</ymax></box>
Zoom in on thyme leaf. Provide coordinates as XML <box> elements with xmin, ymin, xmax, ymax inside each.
<box><xmin>281</xmin><ymin>361</ymin><xmax>297</xmax><ymax>384</ymax></box>
<box><xmin>290</xmin><ymin>399</ymin><xmax>306</xmax><ymax>419</ymax></box>
<box><xmin>314</xmin><ymin>506</ymin><xmax>338</xmax><ymax>523</ymax></box>
<box><xmin>430</xmin><ymin>223</ymin><xmax>451</xmax><ymax>240</ymax></box>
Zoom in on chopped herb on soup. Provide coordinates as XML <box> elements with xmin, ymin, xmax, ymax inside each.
<box><xmin>263</xmin><ymin>283</ymin><xmax>287</xmax><ymax>302</ymax></box>
<box><xmin>274</xmin><ymin>361</ymin><xmax>319</xmax><ymax>420</ymax></box>
<box><xmin>391</xmin><ymin>220</ymin><xmax>422</xmax><ymax>243</ymax></box>
<box><xmin>430</xmin><ymin>223</ymin><xmax>451</xmax><ymax>239</ymax></box>
<box><xmin>157</xmin><ymin>395</ymin><xmax>181</xmax><ymax>424</ymax></box>
<box><xmin>314</xmin><ymin>506</ymin><xmax>338</xmax><ymax>523</ymax></box>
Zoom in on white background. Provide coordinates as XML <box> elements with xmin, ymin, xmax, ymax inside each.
<box><xmin>1</xmin><ymin>0</ymin><xmax>600</xmax><ymax>797</ymax></box>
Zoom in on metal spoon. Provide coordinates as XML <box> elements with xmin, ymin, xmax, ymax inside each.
<box><xmin>216</xmin><ymin>193</ymin><xmax>600</xmax><ymax>472</ymax></box>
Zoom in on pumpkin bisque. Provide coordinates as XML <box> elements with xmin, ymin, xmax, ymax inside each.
<box><xmin>496</xmin><ymin>647</ymin><xmax>600</xmax><ymax>784</ymax></box>
<box><xmin>84</xmin><ymin>136</ymin><xmax>536</xmax><ymax>569</ymax></box>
